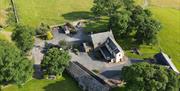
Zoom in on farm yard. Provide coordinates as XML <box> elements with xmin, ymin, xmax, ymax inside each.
<box><xmin>0</xmin><ymin>0</ymin><xmax>180</xmax><ymax>91</ymax></box>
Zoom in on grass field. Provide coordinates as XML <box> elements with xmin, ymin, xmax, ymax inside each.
<box><xmin>2</xmin><ymin>73</ymin><xmax>81</xmax><ymax>91</ymax></box>
<box><xmin>15</xmin><ymin>0</ymin><xmax>93</xmax><ymax>27</ymax></box>
<box><xmin>0</xmin><ymin>31</ymin><xmax>12</xmax><ymax>41</ymax></box>
<box><xmin>149</xmin><ymin>0</ymin><xmax>180</xmax><ymax>9</ymax></box>
<box><xmin>151</xmin><ymin>7</ymin><xmax>180</xmax><ymax>69</ymax></box>
<box><xmin>0</xmin><ymin>0</ymin><xmax>10</xmax><ymax>26</ymax></box>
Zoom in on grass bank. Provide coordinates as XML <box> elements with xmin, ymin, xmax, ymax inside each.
<box><xmin>2</xmin><ymin>73</ymin><xmax>81</xmax><ymax>91</ymax></box>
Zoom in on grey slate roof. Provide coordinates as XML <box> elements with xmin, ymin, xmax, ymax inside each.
<box><xmin>106</xmin><ymin>37</ymin><xmax>123</xmax><ymax>53</ymax></box>
<box><xmin>91</xmin><ymin>31</ymin><xmax>123</xmax><ymax>60</ymax></box>
<box><xmin>90</xmin><ymin>31</ymin><xmax>115</xmax><ymax>48</ymax></box>
<box><xmin>154</xmin><ymin>52</ymin><xmax>179</xmax><ymax>74</ymax></box>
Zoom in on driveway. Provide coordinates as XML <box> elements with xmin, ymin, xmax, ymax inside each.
<box><xmin>32</xmin><ymin>24</ymin><xmax>89</xmax><ymax>65</ymax></box>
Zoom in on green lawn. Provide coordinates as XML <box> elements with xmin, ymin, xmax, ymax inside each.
<box><xmin>2</xmin><ymin>73</ymin><xmax>81</xmax><ymax>91</ymax></box>
<box><xmin>84</xmin><ymin>17</ymin><xmax>109</xmax><ymax>33</ymax></box>
<box><xmin>149</xmin><ymin>0</ymin><xmax>180</xmax><ymax>9</ymax></box>
<box><xmin>0</xmin><ymin>33</ymin><xmax>7</xmax><ymax>40</ymax></box>
<box><xmin>0</xmin><ymin>0</ymin><xmax>10</xmax><ymax>26</ymax></box>
<box><xmin>15</xmin><ymin>0</ymin><xmax>93</xmax><ymax>27</ymax></box>
<box><xmin>150</xmin><ymin>7</ymin><xmax>180</xmax><ymax>70</ymax></box>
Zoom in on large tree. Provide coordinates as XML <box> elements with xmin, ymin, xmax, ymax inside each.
<box><xmin>12</xmin><ymin>25</ymin><xmax>35</xmax><ymax>53</ymax></box>
<box><xmin>131</xmin><ymin>6</ymin><xmax>161</xmax><ymax>44</ymax></box>
<box><xmin>91</xmin><ymin>0</ymin><xmax>123</xmax><ymax>17</ymax></box>
<box><xmin>122</xmin><ymin>0</ymin><xmax>135</xmax><ymax>10</ymax></box>
<box><xmin>122</xmin><ymin>62</ymin><xmax>179</xmax><ymax>91</ymax></box>
<box><xmin>109</xmin><ymin>10</ymin><xmax>131</xmax><ymax>38</ymax></box>
<box><xmin>41</xmin><ymin>48</ymin><xmax>71</xmax><ymax>76</ymax></box>
<box><xmin>109</xmin><ymin>5</ymin><xmax>161</xmax><ymax>44</ymax></box>
<box><xmin>0</xmin><ymin>41</ymin><xmax>33</xmax><ymax>86</ymax></box>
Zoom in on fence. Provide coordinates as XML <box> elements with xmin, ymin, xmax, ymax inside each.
<box><xmin>10</xmin><ymin>0</ymin><xmax>19</xmax><ymax>23</ymax></box>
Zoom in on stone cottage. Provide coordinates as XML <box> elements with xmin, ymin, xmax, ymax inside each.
<box><xmin>90</xmin><ymin>31</ymin><xmax>124</xmax><ymax>63</ymax></box>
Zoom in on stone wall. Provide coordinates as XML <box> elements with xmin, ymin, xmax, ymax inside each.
<box><xmin>66</xmin><ymin>62</ymin><xmax>110</xmax><ymax>91</ymax></box>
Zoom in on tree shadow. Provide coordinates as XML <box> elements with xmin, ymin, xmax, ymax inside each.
<box><xmin>83</xmin><ymin>18</ymin><xmax>109</xmax><ymax>33</ymax></box>
<box><xmin>116</xmin><ymin>36</ymin><xmax>140</xmax><ymax>50</ymax></box>
<box><xmin>43</xmin><ymin>73</ymin><xmax>81</xmax><ymax>91</ymax></box>
<box><xmin>33</xmin><ymin>64</ymin><xmax>43</xmax><ymax>79</ymax></box>
<box><xmin>62</xmin><ymin>11</ymin><xmax>93</xmax><ymax>21</ymax></box>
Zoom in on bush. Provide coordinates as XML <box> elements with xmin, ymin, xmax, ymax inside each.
<box><xmin>92</xmin><ymin>69</ymin><xmax>100</xmax><ymax>74</ymax></box>
<box><xmin>46</xmin><ymin>31</ymin><xmax>53</xmax><ymax>40</ymax></box>
<box><xmin>12</xmin><ymin>25</ymin><xmax>35</xmax><ymax>53</ymax></box>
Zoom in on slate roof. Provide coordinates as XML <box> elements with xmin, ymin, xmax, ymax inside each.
<box><xmin>154</xmin><ymin>52</ymin><xmax>179</xmax><ymax>74</ymax></box>
<box><xmin>106</xmin><ymin>37</ymin><xmax>123</xmax><ymax>54</ymax></box>
<box><xmin>90</xmin><ymin>31</ymin><xmax>115</xmax><ymax>48</ymax></box>
<box><xmin>91</xmin><ymin>31</ymin><xmax>123</xmax><ymax>60</ymax></box>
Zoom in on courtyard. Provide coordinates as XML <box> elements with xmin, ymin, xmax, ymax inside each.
<box><xmin>32</xmin><ymin>22</ymin><xmax>144</xmax><ymax>80</ymax></box>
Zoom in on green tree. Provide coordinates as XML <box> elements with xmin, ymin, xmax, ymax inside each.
<box><xmin>36</xmin><ymin>23</ymin><xmax>50</xmax><ymax>36</ymax></box>
<box><xmin>12</xmin><ymin>25</ymin><xmax>35</xmax><ymax>53</ymax></box>
<box><xmin>122</xmin><ymin>0</ymin><xmax>135</xmax><ymax>10</ymax></box>
<box><xmin>122</xmin><ymin>62</ymin><xmax>179</xmax><ymax>91</ymax></box>
<box><xmin>41</xmin><ymin>48</ymin><xmax>71</xmax><ymax>77</ymax></box>
<box><xmin>91</xmin><ymin>0</ymin><xmax>123</xmax><ymax>17</ymax></box>
<box><xmin>0</xmin><ymin>41</ymin><xmax>33</xmax><ymax>86</ymax></box>
<box><xmin>130</xmin><ymin>6</ymin><xmax>161</xmax><ymax>44</ymax></box>
<box><xmin>109</xmin><ymin>10</ymin><xmax>131</xmax><ymax>38</ymax></box>
<box><xmin>134</xmin><ymin>17</ymin><xmax>161</xmax><ymax>44</ymax></box>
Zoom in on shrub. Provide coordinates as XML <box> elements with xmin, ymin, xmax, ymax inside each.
<box><xmin>46</xmin><ymin>31</ymin><xmax>53</xmax><ymax>40</ymax></box>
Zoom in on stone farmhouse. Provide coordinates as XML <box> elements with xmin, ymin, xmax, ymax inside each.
<box><xmin>90</xmin><ymin>31</ymin><xmax>125</xmax><ymax>63</ymax></box>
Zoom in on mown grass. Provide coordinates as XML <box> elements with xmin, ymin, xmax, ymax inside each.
<box><xmin>15</xmin><ymin>0</ymin><xmax>93</xmax><ymax>27</ymax></box>
<box><xmin>150</xmin><ymin>7</ymin><xmax>180</xmax><ymax>70</ymax></box>
<box><xmin>0</xmin><ymin>30</ymin><xmax>12</xmax><ymax>41</ymax></box>
<box><xmin>0</xmin><ymin>0</ymin><xmax>10</xmax><ymax>26</ymax></box>
<box><xmin>135</xmin><ymin>0</ymin><xmax>144</xmax><ymax>6</ymax></box>
<box><xmin>149</xmin><ymin>0</ymin><xmax>180</xmax><ymax>9</ymax></box>
<box><xmin>2</xmin><ymin>73</ymin><xmax>81</xmax><ymax>91</ymax></box>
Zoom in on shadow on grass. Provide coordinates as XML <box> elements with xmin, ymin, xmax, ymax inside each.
<box><xmin>116</xmin><ymin>36</ymin><xmax>140</xmax><ymax>50</ymax></box>
<box><xmin>111</xmin><ymin>86</ymin><xmax>125</xmax><ymax>91</ymax></box>
<box><xmin>83</xmin><ymin>18</ymin><xmax>109</xmax><ymax>33</ymax></box>
<box><xmin>62</xmin><ymin>11</ymin><xmax>93</xmax><ymax>21</ymax></box>
<box><xmin>43</xmin><ymin>73</ymin><xmax>81</xmax><ymax>91</ymax></box>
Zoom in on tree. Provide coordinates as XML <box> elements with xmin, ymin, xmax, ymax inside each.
<box><xmin>130</xmin><ymin>6</ymin><xmax>161</xmax><ymax>44</ymax></box>
<box><xmin>91</xmin><ymin>0</ymin><xmax>123</xmax><ymax>17</ymax></box>
<box><xmin>122</xmin><ymin>62</ymin><xmax>179</xmax><ymax>91</ymax></box>
<box><xmin>41</xmin><ymin>48</ymin><xmax>71</xmax><ymax>77</ymax></box>
<box><xmin>0</xmin><ymin>41</ymin><xmax>33</xmax><ymax>86</ymax></box>
<box><xmin>36</xmin><ymin>23</ymin><xmax>52</xmax><ymax>40</ymax></box>
<box><xmin>12</xmin><ymin>25</ymin><xmax>35</xmax><ymax>53</ymax></box>
<box><xmin>122</xmin><ymin>0</ymin><xmax>135</xmax><ymax>10</ymax></box>
<box><xmin>109</xmin><ymin>10</ymin><xmax>131</xmax><ymax>38</ymax></box>
<box><xmin>135</xmin><ymin>17</ymin><xmax>161</xmax><ymax>44</ymax></box>
<box><xmin>36</xmin><ymin>23</ymin><xmax>50</xmax><ymax>36</ymax></box>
